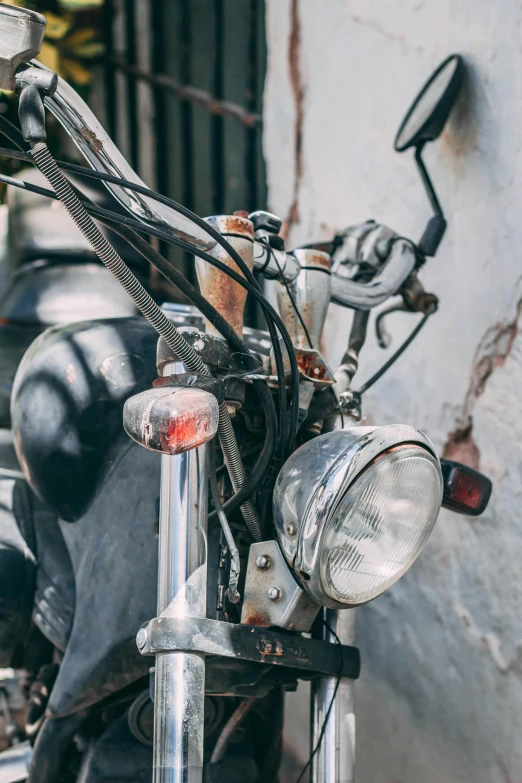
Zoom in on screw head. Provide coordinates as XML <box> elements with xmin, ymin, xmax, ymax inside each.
<box><xmin>255</xmin><ymin>554</ymin><xmax>271</xmax><ymax>570</ymax></box>
<box><xmin>136</xmin><ymin>628</ymin><xmax>147</xmax><ymax>651</ymax></box>
<box><xmin>267</xmin><ymin>586</ymin><xmax>283</xmax><ymax>602</ymax></box>
<box><xmin>286</xmin><ymin>521</ymin><xmax>297</xmax><ymax>536</ymax></box>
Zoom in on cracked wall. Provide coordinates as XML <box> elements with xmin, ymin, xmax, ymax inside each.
<box><xmin>265</xmin><ymin>1</ymin><xmax>522</xmax><ymax>781</ymax></box>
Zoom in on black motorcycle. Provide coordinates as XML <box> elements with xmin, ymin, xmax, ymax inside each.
<box><xmin>0</xmin><ymin>6</ymin><xmax>491</xmax><ymax>783</ymax></box>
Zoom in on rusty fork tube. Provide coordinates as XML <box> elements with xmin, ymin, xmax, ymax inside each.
<box><xmin>195</xmin><ymin>214</ymin><xmax>261</xmax><ymax>541</ymax></box>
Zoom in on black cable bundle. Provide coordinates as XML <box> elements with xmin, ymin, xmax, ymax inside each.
<box><xmin>0</xmin><ymin>116</ymin><xmax>299</xmax><ymax>521</ymax></box>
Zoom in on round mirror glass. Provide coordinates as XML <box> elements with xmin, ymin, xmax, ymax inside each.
<box><xmin>394</xmin><ymin>54</ymin><xmax>464</xmax><ymax>152</ymax></box>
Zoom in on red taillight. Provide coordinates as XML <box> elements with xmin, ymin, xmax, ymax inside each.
<box><xmin>440</xmin><ymin>458</ymin><xmax>492</xmax><ymax>516</ymax></box>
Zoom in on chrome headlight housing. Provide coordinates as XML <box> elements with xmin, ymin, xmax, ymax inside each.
<box><xmin>273</xmin><ymin>425</ymin><xmax>443</xmax><ymax>608</ymax></box>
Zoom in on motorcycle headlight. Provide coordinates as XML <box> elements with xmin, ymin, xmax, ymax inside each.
<box><xmin>273</xmin><ymin>425</ymin><xmax>443</xmax><ymax>608</ymax></box>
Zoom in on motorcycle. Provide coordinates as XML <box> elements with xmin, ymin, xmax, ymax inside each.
<box><xmin>0</xmin><ymin>6</ymin><xmax>493</xmax><ymax>783</ymax></box>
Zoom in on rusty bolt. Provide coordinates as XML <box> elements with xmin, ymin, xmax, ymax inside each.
<box><xmin>267</xmin><ymin>586</ymin><xmax>283</xmax><ymax>602</ymax></box>
<box><xmin>286</xmin><ymin>521</ymin><xmax>297</xmax><ymax>536</ymax></box>
<box><xmin>256</xmin><ymin>554</ymin><xmax>271</xmax><ymax>570</ymax></box>
<box><xmin>136</xmin><ymin>628</ymin><xmax>147</xmax><ymax>651</ymax></box>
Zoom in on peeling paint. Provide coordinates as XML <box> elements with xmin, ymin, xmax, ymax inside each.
<box><xmin>443</xmin><ymin>417</ymin><xmax>480</xmax><ymax>470</ymax></box>
<box><xmin>443</xmin><ymin>311</ymin><xmax>520</xmax><ymax>468</ymax></box>
<box><xmin>282</xmin><ymin>0</ymin><xmax>304</xmax><ymax>240</ymax></box>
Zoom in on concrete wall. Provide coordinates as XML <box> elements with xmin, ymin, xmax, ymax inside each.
<box><xmin>264</xmin><ymin>2</ymin><xmax>522</xmax><ymax>781</ymax></box>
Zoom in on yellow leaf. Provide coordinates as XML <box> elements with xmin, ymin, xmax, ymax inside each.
<box><xmin>61</xmin><ymin>57</ymin><xmax>92</xmax><ymax>86</ymax></box>
<box><xmin>63</xmin><ymin>28</ymin><xmax>98</xmax><ymax>47</ymax></box>
<box><xmin>43</xmin><ymin>12</ymin><xmax>73</xmax><ymax>40</ymax></box>
<box><xmin>57</xmin><ymin>0</ymin><xmax>104</xmax><ymax>9</ymax></box>
<box><xmin>37</xmin><ymin>41</ymin><xmax>61</xmax><ymax>75</ymax></box>
<box><xmin>64</xmin><ymin>41</ymin><xmax>104</xmax><ymax>59</ymax></box>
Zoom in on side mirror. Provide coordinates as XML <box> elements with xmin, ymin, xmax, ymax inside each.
<box><xmin>394</xmin><ymin>55</ymin><xmax>465</xmax><ymax>257</ymax></box>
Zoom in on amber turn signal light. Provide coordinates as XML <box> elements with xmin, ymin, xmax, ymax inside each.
<box><xmin>123</xmin><ymin>386</ymin><xmax>219</xmax><ymax>455</ymax></box>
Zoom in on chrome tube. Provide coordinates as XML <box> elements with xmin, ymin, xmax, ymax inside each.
<box><xmin>275</xmin><ymin>248</ymin><xmax>331</xmax><ymax>350</ymax></box>
<box><xmin>253</xmin><ymin>239</ymin><xmax>301</xmax><ymax>282</ymax></box>
<box><xmin>30</xmin><ymin>61</ymin><xmax>214</xmax><ymax>252</ymax></box>
<box><xmin>253</xmin><ymin>237</ymin><xmax>414</xmax><ymax>310</ymax></box>
<box><xmin>312</xmin><ymin>609</ymin><xmax>356</xmax><ymax>783</ymax></box>
<box><xmin>153</xmin><ymin>362</ymin><xmax>208</xmax><ymax>783</ymax></box>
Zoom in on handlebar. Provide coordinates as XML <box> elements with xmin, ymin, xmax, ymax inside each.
<box><xmin>31</xmin><ymin>60</ymin><xmax>216</xmax><ymax>252</ymax></box>
<box><xmin>28</xmin><ymin>60</ymin><xmax>416</xmax><ymax>313</ymax></box>
<box><xmin>253</xmin><ymin>229</ymin><xmax>416</xmax><ymax>311</ymax></box>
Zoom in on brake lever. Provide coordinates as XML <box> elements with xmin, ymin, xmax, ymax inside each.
<box><xmin>375</xmin><ymin>299</ymin><xmax>410</xmax><ymax>348</ymax></box>
<box><xmin>375</xmin><ymin>271</ymin><xmax>439</xmax><ymax>348</ymax></box>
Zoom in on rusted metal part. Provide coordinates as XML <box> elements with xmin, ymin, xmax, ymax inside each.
<box><xmin>296</xmin><ymin>348</ymin><xmax>335</xmax><ymax>386</ymax></box>
<box><xmin>79</xmin><ymin>126</ymin><xmax>103</xmax><ymax>153</ymax></box>
<box><xmin>107</xmin><ymin>58</ymin><xmax>262</xmax><ymax>128</ymax></box>
<box><xmin>137</xmin><ymin>615</ymin><xmax>361</xmax><ymax>679</ymax></box>
<box><xmin>296</xmin><ymin>248</ymin><xmax>331</xmax><ymax>271</ymax></box>
<box><xmin>402</xmin><ymin>271</ymin><xmax>439</xmax><ymax>314</ymax></box>
<box><xmin>269</xmin><ymin>346</ymin><xmax>335</xmax><ymax>389</ymax></box>
<box><xmin>206</xmin><ymin>214</ymin><xmax>255</xmax><ymax>240</ymax></box>
<box><xmin>195</xmin><ymin>216</ymin><xmax>255</xmax><ymax>338</ymax></box>
<box><xmin>240</xmin><ymin>541</ymin><xmax>320</xmax><ymax>632</ymax></box>
<box><xmin>276</xmin><ymin>249</ymin><xmax>331</xmax><ymax>351</ymax></box>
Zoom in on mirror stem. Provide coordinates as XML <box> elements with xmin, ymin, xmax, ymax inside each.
<box><xmin>414</xmin><ymin>143</ymin><xmax>447</xmax><ymax>257</ymax></box>
<box><xmin>414</xmin><ymin>143</ymin><xmax>443</xmax><ymax>217</ymax></box>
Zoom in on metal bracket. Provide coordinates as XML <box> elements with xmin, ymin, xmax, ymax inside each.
<box><xmin>240</xmin><ymin>540</ymin><xmax>320</xmax><ymax>632</ymax></box>
<box><xmin>137</xmin><ymin>615</ymin><xmax>360</xmax><ymax>680</ymax></box>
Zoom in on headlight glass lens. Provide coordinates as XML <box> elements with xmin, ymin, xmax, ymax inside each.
<box><xmin>319</xmin><ymin>445</ymin><xmax>442</xmax><ymax>605</ymax></box>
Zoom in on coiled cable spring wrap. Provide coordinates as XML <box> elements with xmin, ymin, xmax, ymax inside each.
<box><xmin>30</xmin><ymin>141</ymin><xmax>262</xmax><ymax>542</ymax></box>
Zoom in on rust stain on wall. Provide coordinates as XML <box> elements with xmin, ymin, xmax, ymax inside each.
<box><xmin>443</xmin><ymin>418</ymin><xmax>480</xmax><ymax>470</ymax></box>
<box><xmin>443</xmin><ymin>312</ymin><xmax>520</xmax><ymax>468</ymax></box>
<box><xmin>282</xmin><ymin>0</ymin><xmax>304</xmax><ymax>240</ymax></box>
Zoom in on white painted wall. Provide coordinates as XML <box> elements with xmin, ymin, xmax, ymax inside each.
<box><xmin>264</xmin><ymin>2</ymin><xmax>522</xmax><ymax>781</ymax></box>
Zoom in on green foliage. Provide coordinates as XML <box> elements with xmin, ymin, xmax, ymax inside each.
<box><xmin>0</xmin><ymin>0</ymin><xmax>105</xmax><ymax>189</ymax></box>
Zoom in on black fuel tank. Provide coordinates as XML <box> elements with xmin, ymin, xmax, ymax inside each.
<box><xmin>11</xmin><ymin>317</ymin><xmax>159</xmax><ymax>521</ymax></box>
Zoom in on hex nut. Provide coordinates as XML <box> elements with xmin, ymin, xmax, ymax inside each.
<box><xmin>136</xmin><ymin>628</ymin><xmax>147</xmax><ymax>651</ymax></box>
<box><xmin>255</xmin><ymin>554</ymin><xmax>271</xmax><ymax>570</ymax></box>
<box><xmin>267</xmin><ymin>586</ymin><xmax>283</xmax><ymax>602</ymax></box>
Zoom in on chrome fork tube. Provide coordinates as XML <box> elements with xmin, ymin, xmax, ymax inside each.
<box><xmin>311</xmin><ymin>609</ymin><xmax>356</xmax><ymax>783</ymax></box>
<box><xmin>153</xmin><ymin>361</ymin><xmax>208</xmax><ymax>783</ymax></box>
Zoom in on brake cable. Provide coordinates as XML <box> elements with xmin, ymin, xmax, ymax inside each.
<box><xmin>0</xmin><ymin>167</ymin><xmax>281</xmax><ymax>523</ymax></box>
<box><xmin>0</xmin><ymin>141</ymin><xmax>298</xmax><ymax>458</ymax></box>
